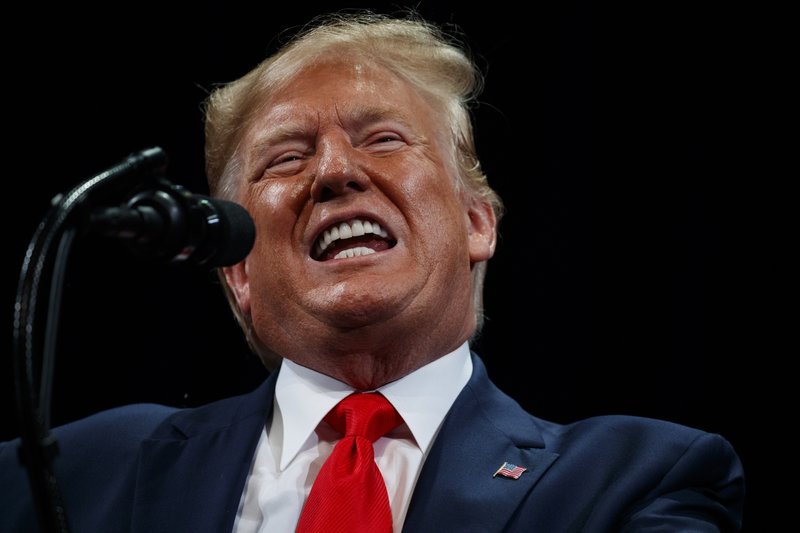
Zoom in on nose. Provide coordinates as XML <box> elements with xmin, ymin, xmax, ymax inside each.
<box><xmin>309</xmin><ymin>136</ymin><xmax>369</xmax><ymax>202</ymax></box>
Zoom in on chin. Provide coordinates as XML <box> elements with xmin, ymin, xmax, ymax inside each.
<box><xmin>316</xmin><ymin>288</ymin><xmax>413</xmax><ymax>330</ymax></box>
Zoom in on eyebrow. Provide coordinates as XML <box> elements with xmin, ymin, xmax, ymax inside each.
<box><xmin>343</xmin><ymin>104</ymin><xmax>414</xmax><ymax>130</ymax></box>
<box><xmin>251</xmin><ymin>122</ymin><xmax>312</xmax><ymax>151</ymax></box>
<box><xmin>249</xmin><ymin>103</ymin><xmax>416</xmax><ymax>156</ymax></box>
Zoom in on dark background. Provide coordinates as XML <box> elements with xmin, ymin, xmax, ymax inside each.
<box><xmin>3</xmin><ymin>0</ymin><xmax>767</xmax><ymax>529</ymax></box>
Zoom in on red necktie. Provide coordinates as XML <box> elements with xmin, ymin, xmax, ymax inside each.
<box><xmin>296</xmin><ymin>392</ymin><xmax>404</xmax><ymax>533</ymax></box>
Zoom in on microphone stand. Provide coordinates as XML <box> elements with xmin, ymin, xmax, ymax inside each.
<box><xmin>12</xmin><ymin>147</ymin><xmax>168</xmax><ymax>533</ymax></box>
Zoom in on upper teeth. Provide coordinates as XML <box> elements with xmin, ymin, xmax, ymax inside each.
<box><xmin>315</xmin><ymin>218</ymin><xmax>389</xmax><ymax>258</ymax></box>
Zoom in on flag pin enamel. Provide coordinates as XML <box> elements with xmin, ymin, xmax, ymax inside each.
<box><xmin>493</xmin><ymin>461</ymin><xmax>527</xmax><ymax>479</ymax></box>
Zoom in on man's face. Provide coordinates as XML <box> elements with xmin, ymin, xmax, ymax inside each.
<box><xmin>224</xmin><ymin>60</ymin><xmax>495</xmax><ymax>361</ymax></box>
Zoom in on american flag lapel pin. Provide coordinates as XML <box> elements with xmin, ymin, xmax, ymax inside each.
<box><xmin>493</xmin><ymin>461</ymin><xmax>527</xmax><ymax>479</ymax></box>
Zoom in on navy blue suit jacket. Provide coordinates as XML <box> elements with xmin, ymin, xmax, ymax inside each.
<box><xmin>1</xmin><ymin>352</ymin><xmax>745</xmax><ymax>532</ymax></box>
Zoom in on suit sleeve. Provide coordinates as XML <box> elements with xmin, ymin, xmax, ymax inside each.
<box><xmin>0</xmin><ymin>438</ymin><xmax>42</xmax><ymax>533</ymax></box>
<box><xmin>620</xmin><ymin>431</ymin><xmax>746</xmax><ymax>532</ymax></box>
<box><xmin>1</xmin><ymin>404</ymin><xmax>178</xmax><ymax>533</ymax></box>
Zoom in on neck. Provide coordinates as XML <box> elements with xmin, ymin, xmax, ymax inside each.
<box><xmin>287</xmin><ymin>326</ymin><xmax>472</xmax><ymax>390</ymax></box>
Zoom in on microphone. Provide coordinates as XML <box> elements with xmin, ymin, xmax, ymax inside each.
<box><xmin>88</xmin><ymin>180</ymin><xmax>256</xmax><ymax>267</ymax></box>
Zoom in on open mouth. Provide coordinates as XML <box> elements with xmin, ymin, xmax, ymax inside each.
<box><xmin>313</xmin><ymin>217</ymin><xmax>397</xmax><ymax>261</ymax></box>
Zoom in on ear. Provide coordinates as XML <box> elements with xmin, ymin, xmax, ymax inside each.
<box><xmin>466</xmin><ymin>198</ymin><xmax>497</xmax><ymax>263</ymax></box>
<box><xmin>221</xmin><ymin>260</ymin><xmax>251</xmax><ymax>314</ymax></box>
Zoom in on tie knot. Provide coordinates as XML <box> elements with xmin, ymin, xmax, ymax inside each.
<box><xmin>325</xmin><ymin>392</ymin><xmax>403</xmax><ymax>443</ymax></box>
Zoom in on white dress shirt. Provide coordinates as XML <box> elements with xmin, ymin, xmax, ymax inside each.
<box><xmin>232</xmin><ymin>342</ymin><xmax>473</xmax><ymax>533</ymax></box>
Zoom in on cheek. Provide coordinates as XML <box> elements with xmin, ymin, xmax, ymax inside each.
<box><xmin>400</xmin><ymin>165</ymin><xmax>465</xmax><ymax>227</ymax></box>
<box><xmin>394</xmin><ymin>153</ymin><xmax>458</xmax><ymax>201</ymax></box>
<box><xmin>243</xmin><ymin>179</ymin><xmax>311</xmax><ymax>233</ymax></box>
<box><xmin>401</xmin><ymin>176</ymin><xmax>471</xmax><ymax>269</ymax></box>
<box><xmin>241</xmin><ymin>180</ymin><xmax>311</xmax><ymax>292</ymax></box>
<box><xmin>244</xmin><ymin>180</ymin><xmax>293</xmax><ymax>216</ymax></box>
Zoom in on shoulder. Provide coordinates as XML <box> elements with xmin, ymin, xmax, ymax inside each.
<box><xmin>56</xmin><ymin>402</ymin><xmax>180</xmax><ymax>442</ymax></box>
<box><xmin>41</xmin><ymin>403</ymin><xmax>181</xmax><ymax>463</ymax></box>
<box><xmin>0</xmin><ymin>403</ymin><xmax>181</xmax><ymax>532</ymax></box>
<box><xmin>539</xmin><ymin>414</ymin><xmax>745</xmax><ymax>530</ymax></box>
<box><xmin>1</xmin><ymin>403</ymin><xmax>180</xmax><ymax>463</ymax></box>
<box><xmin>537</xmin><ymin>413</ymin><xmax>742</xmax><ymax>479</ymax></box>
<box><xmin>556</xmin><ymin>414</ymin><xmax>738</xmax><ymax>461</ymax></box>
<box><xmin>453</xmin><ymin>354</ymin><xmax>745</xmax><ymax>530</ymax></box>
<box><xmin>0</xmin><ymin>382</ymin><xmax>273</xmax><ymax>531</ymax></box>
<box><xmin>557</xmin><ymin>413</ymin><xmax>715</xmax><ymax>445</ymax></box>
<box><xmin>1</xmin><ymin>403</ymin><xmax>181</xmax><ymax>490</ymax></box>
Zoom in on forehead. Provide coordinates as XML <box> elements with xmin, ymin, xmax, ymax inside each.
<box><xmin>251</xmin><ymin>59</ymin><xmax>441</xmax><ymax>131</ymax></box>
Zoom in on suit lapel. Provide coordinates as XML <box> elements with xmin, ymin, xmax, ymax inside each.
<box><xmin>403</xmin><ymin>353</ymin><xmax>559</xmax><ymax>533</ymax></box>
<box><xmin>127</xmin><ymin>353</ymin><xmax>554</xmax><ymax>532</ymax></box>
<box><xmin>131</xmin><ymin>375</ymin><xmax>277</xmax><ymax>533</ymax></box>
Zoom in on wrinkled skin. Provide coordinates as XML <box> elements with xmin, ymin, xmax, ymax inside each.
<box><xmin>222</xmin><ymin>60</ymin><xmax>496</xmax><ymax>389</ymax></box>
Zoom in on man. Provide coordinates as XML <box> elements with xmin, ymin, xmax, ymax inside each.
<box><xmin>1</xmin><ymin>10</ymin><xmax>745</xmax><ymax>532</ymax></box>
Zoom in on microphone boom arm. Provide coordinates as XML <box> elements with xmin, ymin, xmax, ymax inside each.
<box><xmin>11</xmin><ymin>146</ymin><xmax>256</xmax><ymax>533</ymax></box>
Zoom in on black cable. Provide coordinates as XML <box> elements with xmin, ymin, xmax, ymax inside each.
<box><xmin>40</xmin><ymin>227</ymin><xmax>77</xmax><ymax>428</ymax></box>
<box><xmin>13</xmin><ymin>196</ymin><xmax>73</xmax><ymax>533</ymax></box>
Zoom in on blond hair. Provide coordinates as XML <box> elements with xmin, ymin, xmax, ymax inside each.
<box><xmin>203</xmin><ymin>11</ymin><xmax>504</xmax><ymax>362</ymax></box>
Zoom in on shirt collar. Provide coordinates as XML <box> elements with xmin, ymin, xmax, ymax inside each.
<box><xmin>272</xmin><ymin>342</ymin><xmax>473</xmax><ymax>471</ymax></box>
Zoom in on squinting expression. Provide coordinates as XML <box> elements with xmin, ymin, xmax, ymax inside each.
<box><xmin>225</xmin><ymin>60</ymin><xmax>493</xmax><ymax>359</ymax></box>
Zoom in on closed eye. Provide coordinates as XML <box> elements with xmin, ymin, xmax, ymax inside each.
<box><xmin>273</xmin><ymin>154</ymin><xmax>304</xmax><ymax>165</ymax></box>
<box><xmin>264</xmin><ymin>148</ymin><xmax>309</xmax><ymax>176</ymax></box>
<box><xmin>363</xmin><ymin>132</ymin><xmax>405</xmax><ymax>154</ymax></box>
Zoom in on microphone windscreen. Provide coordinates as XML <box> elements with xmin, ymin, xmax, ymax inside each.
<box><xmin>209</xmin><ymin>199</ymin><xmax>256</xmax><ymax>267</ymax></box>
